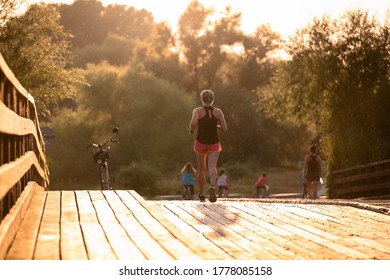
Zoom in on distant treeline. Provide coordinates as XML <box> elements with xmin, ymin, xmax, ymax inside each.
<box><xmin>1</xmin><ymin>0</ymin><xmax>389</xmax><ymax>195</ymax></box>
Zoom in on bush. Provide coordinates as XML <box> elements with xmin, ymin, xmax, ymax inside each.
<box><xmin>116</xmin><ymin>161</ymin><xmax>161</xmax><ymax>197</ymax></box>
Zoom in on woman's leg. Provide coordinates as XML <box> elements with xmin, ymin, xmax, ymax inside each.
<box><xmin>195</xmin><ymin>152</ymin><xmax>207</xmax><ymax>196</ymax></box>
<box><xmin>307</xmin><ymin>181</ymin><xmax>318</xmax><ymax>199</ymax></box>
<box><xmin>207</xmin><ymin>151</ymin><xmax>220</xmax><ymax>187</ymax></box>
<box><xmin>207</xmin><ymin>151</ymin><xmax>220</xmax><ymax>202</ymax></box>
<box><xmin>311</xmin><ymin>180</ymin><xmax>319</xmax><ymax>199</ymax></box>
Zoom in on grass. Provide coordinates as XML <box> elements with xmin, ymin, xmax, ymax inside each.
<box><xmin>221</xmin><ymin>167</ymin><xmax>303</xmax><ymax>197</ymax></box>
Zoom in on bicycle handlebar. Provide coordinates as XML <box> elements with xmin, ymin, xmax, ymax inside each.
<box><xmin>86</xmin><ymin>127</ymin><xmax>120</xmax><ymax>149</ymax></box>
<box><xmin>86</xmin><ymin>138</ymin><xmax>120</xmax><ymax>149</ymax></box>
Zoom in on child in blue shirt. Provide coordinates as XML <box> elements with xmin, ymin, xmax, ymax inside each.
<box><xmin>181</xmin><ymin>162</ymin><xmax>197</xmax><ymax>199</ymax></box>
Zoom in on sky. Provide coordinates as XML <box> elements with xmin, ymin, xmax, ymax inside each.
<box><xmin>34</xmin><ymin>0</ymin><xmax>390</xmax><ymax>38</ymax></box>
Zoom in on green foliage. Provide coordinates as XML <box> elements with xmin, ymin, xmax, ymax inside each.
<box><xmin>58</xmin><ymin>0</ymin><xmax>106</xmax><ymax>47</ymax></box>
<box><xmin>3</xmin><ymin>0</ymin><xmax>323</xmax><ymax>195</ymax></box>
<box><xmin>178</xmin><ymin>1</ymin><xmax>245</xmax><ymax>91</ymax></box>
<box><xmin>58</xmin><ymin>1</ymin><xmax>159</xmax><ymax>68</ymax></box>
<box><xmin>216</xmin><ymin>85</ymin><xmax>308</xmax><ymax>166</ymax></box>
<box><xmin>0</xmin><ymin>3</ymin><xmax>85</xmax><ymax>119</ymax></box>
<box><xmin>239</xmin><ymin>24</ymin><xmax>280</xmax><ymax>90</ymax></box>
<box><xmin>0</xmin><ymin>0</ymin><xmax>23</xmax><ymax>26</ymax></box>
<box><xmin>46</xmin><ymin>63</ymin><xmax>196</xmax><ymax>195</ymax></box>
<box><xmin>44</xmin><ymin>109</ymin><xmax>98</xmax><ymax>189</ymax></box>
<box><xmin>115</xmin><ymin>161</ymin><xmax>161</xmax><ymax>196</ymax></box>
<box><xmin>257</xmin><ymin>10</ymin><xmax>390</xmax><ymax>173</ymax></box>
<box><xmin>73</xmin><ymin>34</ymin><xmax>134</xmax><ymax>67</ymax></box>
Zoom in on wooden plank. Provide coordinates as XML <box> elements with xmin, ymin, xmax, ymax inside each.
<box><xmin>5</xmin><ymin>190</ymin><xmax>46</xmax><ymax>260</ymax></box>
<box><xmin>60</xmin><ymin>191</ymin><xmax>88</xmax><ymax>260</ymax></box>
<box><xmin>150</xmin><ymin>201</ymin><xmax>234</xmax><ymax>260</ymax></box>
<box><xmin>161</xmin><ymin>202</ymin><xmax>235</xmax><ymax>259</ymax></box>
<box><xmin>252</xmin><ymin>203</ymin><xmax>390</xmax><ymax>259</ymax></box>
<box><xmin>0</xmin><ymin>182</ymin><xmax>40</xmax><ymax>259</ymax></box>
<box><xmin>130</xmin><ymin>191</ymin><xmax>240</xmax><ymax>260</ymax></box>
<box><xmin>334</xmin><ymin>182</ymin><xmax>390</xmax><ymax>195</ymax></box>
<box><xmin>200</xmin><ymin>203</ymin><xmax>284</xmax><ymax>259</ymax></box>
<box><xmin>331</xmin><ymin>159</ymin><xmax>390</xmax><ymax>174</ymax></box>
<box><xmin>0</xmin><ymin>152</ymin><xmax>46</xmax><ymax>201</ymax></box>
<box><xmin>259</xmin><ymin>204</ymin><xmax>369</xmax><ymax>259</ymax></box>
<box><xmin>233</xmin><ymin>203</ymin><xmax>354</xmax><ymax>259</ymax></box>
<box><xmin>75</xmin><ymin>191</ymin><xmax>116</xmax><ymax>260</ymax></box>
<box><xmin>118</xmin><ymin>190</ymin><xmax>200</xmax><ymax>260</ymax></box>
<box><xmin>316</xmin><ymin>205</ymin><xmax>390</xmax><ymax>240</ymax></box>
<box><xmin>224</xmin><ymin>203</ymin><xmax>331</xmax><ymax>259</ymax></box>
<box><xmin>207</xmin><ymin>203</ymin><xmax>327</xmax><ymax>259</ymax></box>
<box><xmin>0</xmin><ymin>182</ymin><xmax>39</xmax><ymax>259</ymax></box>
<box><xmin>105</xmin><ymin>191</ymin><xmax>173</xmax><ymax>259</ymax></box>
<box><xmin>34</xmin><ymin>191</ymin><xmax>61</xmax><ymax>260</ymax></box>
<box><xmin>171</xmin><ymin>202</ymin><xmax>270</xmax><ymax>259</ymax></box>
<box><xmin>3</xmin><ymin>188</ymin><xmax>390</xmax><ymax>260</ymax></box>
<box><xmin>333</xmin><ymin>169</ymin><xmax>390</xmax><ymax>184</ymax></box>
<box><xmin>89</xmin><ymin>191</ymin><xmax>147</xmax><ymax>260</ymax></box>
<box><xmin>0</xmin><ymin>52</ymin><xmax>29</xmax><ymax>98</ymax></box>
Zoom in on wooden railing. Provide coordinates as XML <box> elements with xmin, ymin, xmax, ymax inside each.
<box><xmin>0</xmin><ymin>52</ymin><xmax>49</xmax><ymax>224</ymax></box>
<box><xmin>329</xmin><ymin>159</ymin><xmax>390</xmax><ymax>198</ymax></box>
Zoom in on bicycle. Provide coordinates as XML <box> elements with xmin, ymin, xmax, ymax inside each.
<box><xmin>86</xmin><ymin>127</ymin><xmax>119</xmax><ymax>190</ymax></box>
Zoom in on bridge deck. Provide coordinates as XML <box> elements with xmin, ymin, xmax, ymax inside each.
<box><xmin>3</xmin><ymin>187</ymin><xmax>390</xmax><ymax>260</ymax></box>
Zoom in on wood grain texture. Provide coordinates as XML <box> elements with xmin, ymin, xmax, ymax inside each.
<box><xmin>3</xmin><ymin>190</ymin><xmax>390</xmax><ymax>260</ymax></box>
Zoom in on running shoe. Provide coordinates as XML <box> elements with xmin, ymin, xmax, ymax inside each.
<box><xmin>209</xmin><ymin>186</ymin><xmax>217</xmax><ymax>202</ymax></box>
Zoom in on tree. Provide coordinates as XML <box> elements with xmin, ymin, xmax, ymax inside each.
<box><xmin>257</xmin><ymin>10</ymin><xmax>390</xmax><ymax>170</ymax></box>
<box><xmin>238</xmin><ymin>25</ymin><xmax>280</xmax><ymax>90</ymax></box>
<box><xmin>215</xmin><ymin>85</ymin><xmax>308</xmax><ymax>166</ymax></box>
<box><xmin>0</xmin><ymin>3</ymin><xmax>85</xmax><ymax>119</ymax></box>
<box><xmin>47</xmin><ymin>62</ymin><xmax>196</xmax><ymax>195</ymax></box>
<box><xmin>101</xmin><ymin>4</ymin><xmax>155</xmax><ymax>42</ymax></box>
<box><xmin>178</xmin><ymin>2</ymin><xmax>249</xmax><ymax>92</ymax></box>
<box><xmin>0</xmin><ymin>0</ymin><xmax>24</xmax><ymax>26</ymax></box>
<box><xmin>178</xmin><ymin>0</ymin><xmax>213</xmax><ymax>91</ymax></box>
<box><xmin>57</xmin><ymin>0</ymin><xmax>106</xmax><ymax>47</ymax></box>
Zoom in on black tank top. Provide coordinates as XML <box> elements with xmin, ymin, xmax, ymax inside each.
<box><xmin>196</xmin><ymin>106</ymin><xmax>219</xmax><ymax>144</ymax></box>
<box><xmin>307</xmin><ymin>155</ymin><xmax>320</xmax><ymax>173</ymax></box>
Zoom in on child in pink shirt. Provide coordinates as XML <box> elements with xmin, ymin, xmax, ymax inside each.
<box><xmin>255</xmin><ymin>173</ymin><xmax>269</xmax><ymax>198</ymax></box>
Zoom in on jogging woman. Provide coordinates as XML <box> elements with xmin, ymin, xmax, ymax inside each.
<box><xmin>189</xmin><ymin>90</ymin><xmax>227</xmax><ymax>202</ymax></box>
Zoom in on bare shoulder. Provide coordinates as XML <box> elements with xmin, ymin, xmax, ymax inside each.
<box><xmin>193</xmin><ymin>106</ymin><xmax>203</xmax><ymax>115</ymax></box>
<box><xmin>213</xmin><ymin>107</ymin><xmax>225</xmax><ymax>117</ymax></box>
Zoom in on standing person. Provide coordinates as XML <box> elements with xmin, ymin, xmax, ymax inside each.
<box><xmin>189</xmin><ymin>89</ymin><xmax>227</xmax><ymax>202</ymax></box>
<box><xmin>217</xmin><ymin>168</ymin><xmax>230</xmax><ymax>198</ymax></box>
<box><xmin>255</xmin><ymin>173</ymin><xmax>269</xmax><ymax>198</ymax></box>
<box><xmin>181</xmin><ymin>162</ymin><xmax>197</xmax><ymax>200</ymax></box>
<box><xmin>303</xmin><ymin>145</ymin><xmax>323</xmax><ymax>199</ymax></box>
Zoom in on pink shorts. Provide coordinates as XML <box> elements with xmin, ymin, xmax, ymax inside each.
<box><xmin>194</xmin><ymin>139</ymin><xmax>222</xmax><ymax>154</ymax></box>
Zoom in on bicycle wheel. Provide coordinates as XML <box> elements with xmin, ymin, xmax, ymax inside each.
<box><xmin>100</xmin><ymin>164</ymin><xmax>110</xmax><ymax>190</ymax></box>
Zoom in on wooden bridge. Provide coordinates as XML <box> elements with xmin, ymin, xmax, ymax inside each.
<box><xmin>1</xmin><ymin>185</ymin><xmax>390</xmax><ymax>260</ymax></box>
<box><xmin>1</xmin><ymin>52</ymin><xmax>390</xmax><ymax>261</ymax></box>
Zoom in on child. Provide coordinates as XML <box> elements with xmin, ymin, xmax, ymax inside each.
<box><xmin>181</xmin><ymin>162</ymin><xmax>197</xmax><ymax>200</ymax></box>
<box><xmin>255</xmin><ymin>173</ymin><xmax>270</xmax><ymax>198</ymax></box>
<box><xmin>217</xmin><ymin>168</ymin><xmax>230</xmax><ymax>198</ymax></box>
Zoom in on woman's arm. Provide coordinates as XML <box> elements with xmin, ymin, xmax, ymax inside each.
<box><xmin>189</xmin><ymin>108</ymin><xmax>199</xmax><ymax>133</ymax></box>
<box><xmin>215</xmin><ymin>108</ymin><xmax>227</xmax><ymax>133</ymax></box>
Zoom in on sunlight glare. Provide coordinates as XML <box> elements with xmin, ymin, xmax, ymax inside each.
<box><xmin>32</xmin><ymin>0</ymin><xmax>390</xmax><ymax>39</ymax></box>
